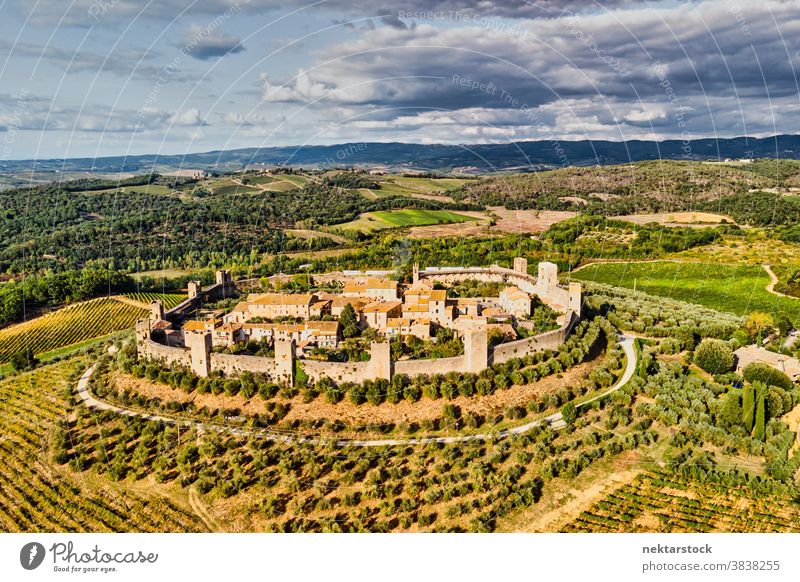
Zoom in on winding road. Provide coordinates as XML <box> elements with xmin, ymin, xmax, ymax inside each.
<box><xmin>76</xmin><ymin>334</ymin><xmax>637</xmax><ymax>447</ymax></box>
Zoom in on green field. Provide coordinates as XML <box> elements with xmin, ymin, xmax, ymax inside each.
<box><xmin>0</xmin><ymin>298</ymin><xmax>147</xmax><ymax>363</ymax></box>
<box><xmin>573</xmin><ymin>260</ymin><xmax>800</xmax><ymax>323</ymax></box>
<box><xmin>338</xmin><ymin>209</ymin><xmax>479</xmax><ymax>232</ymax></box>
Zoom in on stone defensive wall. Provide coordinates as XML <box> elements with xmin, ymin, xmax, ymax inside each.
<box><xmin>491</xmin><ymin>311</ymin><xmax>578</xmax><ymax>364</ymax></box>
<box><xmin>417</xmin><ymin>260</ymin><xmax>581</xmax><ymax>314</ymax></box>
<box><xmin>136</xmin><ymin>263</ymin><xmax>582</xmax><ymax>386</ymax></box>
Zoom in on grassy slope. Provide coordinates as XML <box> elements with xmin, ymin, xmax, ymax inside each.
<box><xmin>338</xmin><ymin>208</ymin><xmax>478</xmax><ymax>232</ymax></box>
<box><xmin>574</xmin><ymin>260</ymin><xmax>800</xmax><ymax>323</ymax></box>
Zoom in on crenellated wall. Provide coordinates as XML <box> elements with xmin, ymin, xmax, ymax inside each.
<box><xmin>394</xmin><ymin>355</ymin><xmax>467</xmax><ymax>377</ymax></box>
<box><xmin>302</xmin><ymin>359</ymin><xmax>375</xmax><ymax>384</ymax></box>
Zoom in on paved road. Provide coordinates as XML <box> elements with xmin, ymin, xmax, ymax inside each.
<box><xmin>75</xmin><ymin>334</ymin><xmax>637</xmax><ymax>447</ymax></box>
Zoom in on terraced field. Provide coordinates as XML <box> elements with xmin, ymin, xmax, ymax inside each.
<box><xmin>564</xmin><ymin>471</ymin><xmax>800</xmax><ymax>532</ymax></box>
<box><xmin>122</xmin><ymin>293</ymin><xmax>187</xmax><ymax>309</ymax></box>
<box><xmin>0</xmin><ymin>298</ymin><xmax>147</xmax><ymax>363</ymax></box>
<box><xmin>0</xmin><ymin>361</ymin><xmax>204</xmax><ymax>532</ymax></box>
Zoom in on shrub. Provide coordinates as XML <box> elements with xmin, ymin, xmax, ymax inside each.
<box><xmin>561</xmin><ymin>402</ymin><xmax>577</xmax><ymax>425</ymax></box>
<box><xmin>693</xmin><ymin>339</ymin><xmax>734</xmax><ymax>374</ymax></box>
<box><xmin>742</xmin><ymin>362</ymin><xmax>794</xmax><ymax>391</ymax></box>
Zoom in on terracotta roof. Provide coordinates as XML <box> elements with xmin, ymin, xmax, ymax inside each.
<box><xmin>344</xmin><ymin>278</ymin><xmax>398</xmax><ymax>293</ymax></box>
<box><xmin>230</xmin><ymin>301</ymin><xmax>250</xmax><ymax>313</ymax></box>
<box><xmin>331</xmin><ymin>296</ymin><xmax>367</xmax><ymax>308</ymax></box>
<box><xmin>386</xmin><ymin>318</ymin><xmax>431</xmax><ymax>328</ymax></box>
<box><xmin>501</xmin><ymin>286</ymin><xmax>529</xmax><ymax>301</ymax></box>
<box><xmin>217</xmin><ymin>324</ymin><xmax>242</xmax><ymax>333</ymax></box>
<box><xmin>250</xmin><ymin>293</ymin><xmax>314</xmax><ymax>306</ymax></box>
<box><xmin>404</xmin><ymin>288</ymin><xmax>446</xmax><ymax>300</ymax></box>
<box><xmin>363</xmin><ymin>300</ymin><xmax>402</xmax><ymax>313</ymax></box>
<box><xmin>183</xmin><ymin>320</ymin><xmax>209</xmax><ymax>332</ymax></box>
<box><xmin>242</xmin><ymin>323</ymin><xmax>276</xmax><ymax>331</ymax></box>
<box><xmin>403</xmin><ymin>304</ymin><xmax>429</xmax><ymax>313</ymax></box>
<box><xmin>482</xmin><ymin>307</ymin><xmax>510</xmax><ymax>317</ymax></box>
<box><xmin>306</xmin><ymin>321</ymin><xmax>340</xmax><ymax>334</ymax></box>
<box><xmin>274</xmin><ymin>324</ymin><xmax>304</xmax><ymax>333</ymax></box>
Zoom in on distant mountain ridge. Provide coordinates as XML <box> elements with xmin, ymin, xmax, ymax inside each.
<box><xmin>2</xmin><ymin>134</ymin><xmax>800</xmax><ymax>175</ymax></box>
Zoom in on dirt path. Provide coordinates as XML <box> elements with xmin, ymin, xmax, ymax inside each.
<box><xmin>189</xmin><ymin>487</ymin><xmax>222</xmax><ymax>532</ymax></box>
<box><xmin>516</xmin><ymin>467</ymin><xmax>641</xmax><ymax>532</ymax></box>
<box><xmin>76</xmin><ymin>335</ymin><xmax>638</xmax><ymax>446</ymax></box>
<box><xmin>762</xmin><ymin>264</ymin><xmax>796</xmax><ymax>299</ymax></box>
<box><xmin>110</xmin><ymin>295</ymin><xmax>150</xmax><ymax>310</ymax></box>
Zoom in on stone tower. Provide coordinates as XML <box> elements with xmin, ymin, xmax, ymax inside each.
<box><xmin>412</xmin><ymin>262</ymin><xmax>420</xmax><ymax>285</ymax></box>
<box><xmin>150</xmin><ymin>300</ymin><xmax>165</xmax><ymax>321</ymax></box>
<box><xmin>537</xmin><ymin>262</ymin><xmax>559</xmax><ymax>293</ymax></box>
<box><xmin>369</xmin><ymin>341</ymin><xmax>392</xmax><ymax>380</ymax></box>
<box><xmin>568</xmin><ymin>282</ymin><xmax>582</xmax><ymax>315</ymax></box>
<box><xmin>513</xmin><ymin>257</ymin><xmax>528</xmax><ymax>275</ymax></box>
<box><xmin>215</xmin><ymin>269</ymin><xmax>233</xmax><ymax>298</ymax></box>
<box><xmin>185</xmin><ymin>330</ymin><xmax>212</xmax><ymax>377</ymax></box>
<box><xmin>275</xmin><ymin>339</ymin><xmax>296</xmax><ymax>386</ymax></box>
<box><xmin>135</xmin><ymin>319</ymin><xmax>151</xmax><ymax>359</ymax></box>
<box><xmin>188</xmin><ymin>280</ymin><xmax>203</xmax><ymax>300</ymax></box>
<box><xmin>464</xmin><ymin>328</ymin><xmax>488</xmax><ymax>374</ymax></box>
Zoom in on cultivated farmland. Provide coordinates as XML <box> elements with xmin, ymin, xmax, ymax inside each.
<box><xmin>0</xmin><ymin>361</ymin><xmax>204</xmax><ymax>532</ymax></box>
<box><xmin>0</xmin><ymin>298</ymin><xmax>147</xmax><ymax>363</ymax></box>
<box><xmin>565</xmin><ymin>471</ymin><xmax>800</xmax><ymax>532</ymax></box>
<box><xmin>338</xmin><ymin>209</ymin><xmax>480</xmax><ymax>232</ymax></box>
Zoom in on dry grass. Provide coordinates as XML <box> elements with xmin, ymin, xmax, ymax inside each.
<box><xmin>111</xmin><ymin>356</ymin><xmax>598</xmax><ymax>434</ymax></box>
<box><xmin>616</xmin><ymin>211</ymin><xmax>734</xmax><ymax>226</ymax></box>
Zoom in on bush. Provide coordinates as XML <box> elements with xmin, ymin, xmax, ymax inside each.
<box><xmin>561</xmin><ymin>402</ymin><xmax>577</xmax><ymax>425</ymax></box>
<box><xmin>693</xmin><ymin>339</ymin><xmax>734</xmax><ymax>374</ymax></box>
<box><xmin>742</xmin><ymin>362</ymin><xmax>794</xmax><ymax>391</ymax></box>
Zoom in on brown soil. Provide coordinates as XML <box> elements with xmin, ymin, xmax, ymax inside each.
<box><xmin>406</xmin><ymin>207</ymin><xmax>576</xmax><ymax>239</ymax></box>
<box><xmin>498</xmin><ymin>449</ymin><xmax>643</xmax><ymax>532</ymax></box>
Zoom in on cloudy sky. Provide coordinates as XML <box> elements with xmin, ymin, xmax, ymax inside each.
<box><xmin>0</xmin><ymin>0</ymin><xmax>798</xmax><ymax>159</ymax></box>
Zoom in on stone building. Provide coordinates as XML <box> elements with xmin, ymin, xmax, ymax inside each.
<box><xmin>362</xmin><ymin>300</ymin><xmax>403</xmax><ymax>328</ymax></box>
<box><xmin>247</xmin><ymin>293</ymin><xmax>316</xmax><ymax>319</ymax></box>
<box><xmin>499</xmin><ymin>286</ymin><xmax>531</xmax><ymax>318</ymax></box>
<box><xmin>342</xmin><ymin>278</ymin><xmax>399</xmax><ymax>301</ymax></box>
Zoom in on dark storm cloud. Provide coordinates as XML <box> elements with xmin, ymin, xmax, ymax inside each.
<box><xmin>258</xmin><ymin>0</ymin><xmax>800</xmax><ymax>140</ymax></box>
<box><xmin>182</xmin><ymin>28</ymin><xmax>245</xmax><ymax>60</ymax></box>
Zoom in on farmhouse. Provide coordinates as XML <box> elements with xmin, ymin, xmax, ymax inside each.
<box><xmin>342</xmin><ymin>278</ymin><xmax>399</xmax><ymax>301</ymax></box>
<box><xmin>734</xmin><ymin>346</ymin><xmax>800</xmax><ymax>381</ymax></box>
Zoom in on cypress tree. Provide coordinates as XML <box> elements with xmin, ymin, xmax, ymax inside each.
<box><xmin>754</xmin><ymin>388</ymin><xmax>767</xmax><ymax>441</ymax></box>
<box><xmin>742</xmin><ymin>383</ymin><xmax>756</xmax><ymax>431</ymax></box>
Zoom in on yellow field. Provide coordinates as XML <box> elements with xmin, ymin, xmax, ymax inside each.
<box><xmin>0</xmin><ymin>298</ymin><xmax>147</xmax><ymax>363</ymax></box>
